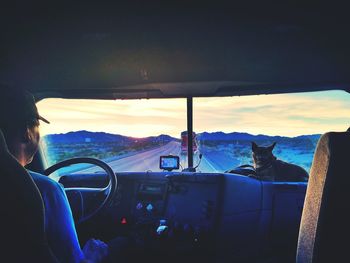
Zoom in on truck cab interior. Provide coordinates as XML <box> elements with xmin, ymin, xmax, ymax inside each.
<box><xmin>1</xmin><ymin>2</ymin><xmax>349</xmax><ymax>263</ymax></box>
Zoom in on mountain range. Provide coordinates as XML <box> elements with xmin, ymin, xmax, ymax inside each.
<box><xmin>44</xmin><ymin>130</ymin><xmax>321</xmax><ymax>145</ymax></box>
<box><xmin>43</xmin><ymin>130</ymin><xmax>177</xmax><ymax>145</ymax></box>
<box><xmin>198</xmin><ymin>131</ymin><xmax>321</xmax><ymax>143</ymax></box>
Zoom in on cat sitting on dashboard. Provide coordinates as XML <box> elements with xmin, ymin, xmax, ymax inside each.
<box><xmin>251</xmin><ymin>142</ymin><xmax>308</xmax><ymax>182</ymax></box>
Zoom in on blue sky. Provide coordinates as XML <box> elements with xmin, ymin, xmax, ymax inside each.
<box><xmin>37</xmin><ymin>90</ymin><xmax>350</xmax><ymax>138</ymax></box>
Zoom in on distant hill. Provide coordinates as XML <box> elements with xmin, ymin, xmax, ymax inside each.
<box><xmin>198</xmin><ymin>132</ymin><xmax>269</xmax><ymax>141</ymax></box>
<box><xmin>44</xmin><ymin>130</ymin><xmax>321</xmax><ymax>145</ymax></box>
<box><xmin>295</xmin><ymin>134</ymin><xmax>322</xmax><ymax>140</ymax></box>
<box><xmin>44</xmin><ymin>130</ymin><xmax>177</xmax><ymax>145</ymax></box>
<box><xmin>198</xmin><ymin>131</ymin><xmax>321</xmax><ymax>144</ymax></box>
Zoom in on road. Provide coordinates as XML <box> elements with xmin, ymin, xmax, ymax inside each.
<box><xmin>75</xmin><ymin>141</ymin><xmax>221</xmax><ymax>174</ymax></box>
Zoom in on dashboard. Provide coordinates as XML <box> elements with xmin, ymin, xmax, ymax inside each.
<box><xmin>58</xmin><ymin>171</ymin><xmax>307</xmax><ymax>262</ymax></box>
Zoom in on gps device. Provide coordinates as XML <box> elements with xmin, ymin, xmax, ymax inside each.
<box><xmin>159</xmin><ymin>155</ymin><xmax>180</xmax><ymax>171</ymax></box>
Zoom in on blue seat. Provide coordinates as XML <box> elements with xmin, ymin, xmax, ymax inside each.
<box><xmin>0</xmin><ymin>129</ymin><xmax>57</xmax><ymax>262</ymax></box>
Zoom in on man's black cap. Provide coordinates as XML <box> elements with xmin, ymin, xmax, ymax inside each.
<box><xmin>0</xmin><ymin>90</ymin><xmax>50</xmax><ymax>125</ymax></box>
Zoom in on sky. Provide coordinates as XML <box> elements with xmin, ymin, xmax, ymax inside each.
<box><xmin>37</xmin><ymin>90</ymin><xmax>350</xmax><ymax>138</ymax></box>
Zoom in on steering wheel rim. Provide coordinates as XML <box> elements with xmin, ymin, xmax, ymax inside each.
<box><xmin>43</xmin><ymin>157</ymin><xmax>117</xmax><ymax>223</ymax></box>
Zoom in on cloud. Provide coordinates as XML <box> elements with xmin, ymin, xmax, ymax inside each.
<box><xmin>38</xmin><ymin>98</ymin><xmax>186</xmax><ymax>137</ymax></box>
<box><xmin>194</xmin><ymin>91</ymin><xmax>350</xmax><ymax>136</ymax></box>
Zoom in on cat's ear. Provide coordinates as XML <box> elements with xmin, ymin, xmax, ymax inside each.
<box><xmin>268</xmin><ymin>142</ymin><xmax>276</xmax><ymax>151</ymax></box>
<box><xmin>252</xmin><ymin>141</ymin><xmax>258</xmax><ymax>152</ymax></box>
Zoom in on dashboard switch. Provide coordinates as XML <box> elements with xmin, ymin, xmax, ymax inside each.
<box><xmin>146</xmin><ymin>203</ymin><xmax>154</xmax><ymax>212</ymax></box>
<box><xmin>136</xmin><ymin>202</ymin><xmax>143</xmax><ymax>210</ymax></box>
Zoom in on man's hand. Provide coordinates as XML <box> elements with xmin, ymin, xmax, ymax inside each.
<box><xmin>82</xmin><ymin>238</ymin><xmax>109</xmax><ymax>263</ymax></box>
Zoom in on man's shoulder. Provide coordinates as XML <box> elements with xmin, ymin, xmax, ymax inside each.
<box><xmin>28</xmin><ymin>170</ymin><xmax>62</xmax><ymax>192</ymax></box>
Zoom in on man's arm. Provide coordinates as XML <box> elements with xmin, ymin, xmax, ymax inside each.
<box><xmin>40</xmin><ymin>178</ymin><xmax>85</xmax><ymax>263</ymax></box>
<box><xmin>30</xmin><ymin>172</ymin><xmax>108</xmax><ymax>263</ymax></box>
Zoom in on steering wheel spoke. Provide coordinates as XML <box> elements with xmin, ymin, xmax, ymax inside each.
<box><xmin>44</xmin><ymin>157</ymin><xmax>117</xmax><ymax>224</ymax></box>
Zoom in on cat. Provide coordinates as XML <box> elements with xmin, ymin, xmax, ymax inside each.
<box><xmin>251</xmin><ymin>142</ymin><xmax>308</xmax><ymax>182</ymax></box>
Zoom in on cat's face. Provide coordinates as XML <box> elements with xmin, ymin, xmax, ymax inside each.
<box><xmin>252</xmin><ymin>142</ymin><xmax>276</xmax><ymax>167</ymax></box>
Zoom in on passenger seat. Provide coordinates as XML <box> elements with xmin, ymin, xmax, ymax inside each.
<box><xmin>296</xmin><ymin>128</ymin><xmax>350</xmax><ymax>262</ymax></box>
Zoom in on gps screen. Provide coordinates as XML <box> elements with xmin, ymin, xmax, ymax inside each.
<box><xmin>160</xmin><ymin>155</ymin><xmax>180</xmax><ymax>171</ymax></box>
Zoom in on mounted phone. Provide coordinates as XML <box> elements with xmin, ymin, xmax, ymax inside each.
<box><xmin>159</xmin><ymin>155</ymin><xmax>180</xmax><ymax>171</ymax></box>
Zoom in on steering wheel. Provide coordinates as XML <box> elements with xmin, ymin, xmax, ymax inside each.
<box><xmin>43</xmin><ymin>157</ymin><xmax>117</xmax><ymax>224</ymax></box>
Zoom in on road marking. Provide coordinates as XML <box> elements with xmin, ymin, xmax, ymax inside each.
<box><xmin>201</xmin><ymin>156</ymin><xmax>217</xmax><ymax>172</ymax></box>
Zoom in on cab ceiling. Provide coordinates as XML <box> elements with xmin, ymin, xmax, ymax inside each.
<box><xmin>1</xmin><ymin>2</ymin><xmax>349</xmax><ymax>99</ymax></box>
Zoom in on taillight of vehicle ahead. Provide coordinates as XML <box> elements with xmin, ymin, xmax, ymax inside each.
<box><xmin>181</xmin><ymin>131</ymin><xmax>198</xmax><ymax>153</ymax></box>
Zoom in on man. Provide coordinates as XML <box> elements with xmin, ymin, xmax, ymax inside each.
<box><xmin>0</xmin><ymin>90</ymin><xmax>108</xmax><ymax>263</ymax></box>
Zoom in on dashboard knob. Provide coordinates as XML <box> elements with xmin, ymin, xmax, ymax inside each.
<box><xmin>157</xmin><ymin>219</ymin><xmax>169</xmax><ymax>236</ymax></box>
<box><xmin>159</xmin><ymin>219</ymin><xmax>167</xmax><ymax>226</ymax></box>
<box><xmin>156</xmin><ymin>225</ymin><xmax>168</xmax><ymax>235</ymax></box>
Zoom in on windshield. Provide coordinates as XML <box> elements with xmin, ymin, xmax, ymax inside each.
<box><xmin>38</xmin><ymin>90</ymin><xmax>350</xmax><ymax>175</ymax></box>
<box><xmin>194</xmin><ymin>90</ymin><xmax>350</xmax><ymax>173</ymax></box>
<box><xmin>38</xmin><ymin>98</ymin><xmax>186</xmax><ymax>175</ymax></box>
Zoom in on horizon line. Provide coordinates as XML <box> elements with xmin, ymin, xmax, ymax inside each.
<box><xmin>42</xmin><ymin>129</ymin><xmax>322</xmax><ymax>140</ymax></box>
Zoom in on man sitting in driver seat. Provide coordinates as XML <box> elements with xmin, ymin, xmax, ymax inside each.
<box><xmin>0</xmin><ymin>90</ymin><xmax>108</xmax><ymax>263</ymax></box>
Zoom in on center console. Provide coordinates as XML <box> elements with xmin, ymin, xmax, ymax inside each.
<box><xmin>121</xmin><ymin>172</ymin><xmax>224</xmax><ymax>262</ymax></box>
<box><xmin>133</xmin><ymin>181</ymin><xmax>168</xmax><ymax>225</ymax></box>
<box><xmin>127</xmin><ymin>173</ymin><xmax>224</xmax><ymax>242</ymax></box>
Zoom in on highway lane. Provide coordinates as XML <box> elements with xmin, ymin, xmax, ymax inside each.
<box><xmin>75</xmin><ymin>141</ymin><xmax>182</xmax><ymax>173</ymax></box>
<box><xmin>74</xmin><ymin>141</ymin><xmax>222</xmax><ymax>174</ymax></box>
